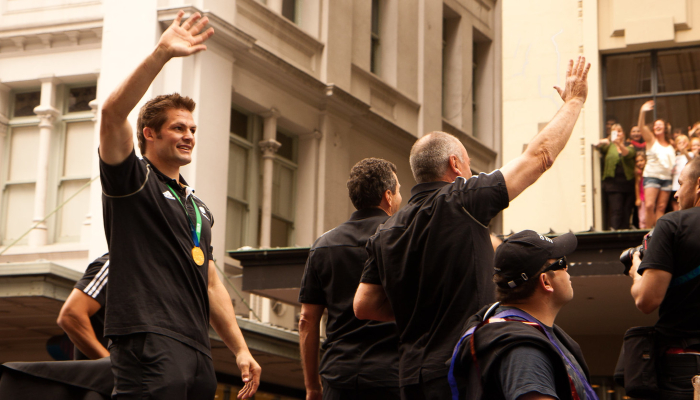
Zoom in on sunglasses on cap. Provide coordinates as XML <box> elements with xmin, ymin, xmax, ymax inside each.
<box><xmin>544</xmin><ymin>257</ymin><xmax>568</xmax><ymax>272</ymax></box>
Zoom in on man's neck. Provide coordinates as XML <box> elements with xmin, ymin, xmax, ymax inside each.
<box><xmin>145</xmin><ymin>153</ymin><xmax>180</xmax><ymax>181</ymax></box>
<box><xmin>500</xmin><ymin>300</ymin><xmax>559</xmax><ymax>327</ymax></box>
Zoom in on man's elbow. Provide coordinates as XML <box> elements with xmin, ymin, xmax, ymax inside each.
<box><xmin>635</xmin><ymin>296</ymin><xmax>661</xmax><ymax>315</ymax></box>
<box><xmin>56</xmin><ymin>310</ymin><xmax>75</xmax><ymax>332</ymax></box>
<box><xmin>353</xmin><ymin>299</ymin><xmax>373</xmax><ymax>320</ymax></box>
<box><xmin>533</xmin><ymin>147</ymin><xmax>555</xmax><ymax>173</ymax></box>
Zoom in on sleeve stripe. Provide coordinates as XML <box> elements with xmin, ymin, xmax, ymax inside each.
<box><xmin>84</xmin><ymin>261</ymin><xmax>109</xmax><ymax>297</ymax></box>
<box><xmin>91</xmin><ymin>276</ymin><xmax>108</xmax><ymax>299</ymax></box>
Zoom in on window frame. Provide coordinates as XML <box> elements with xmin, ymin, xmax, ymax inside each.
<box><xmin>602</xmin><ymin>45</ymin><xmax>700</xmax><ymax>136</ymax></box>
<box><xmin>53</xmin><ymin>83</ymin><xmax>97</xmax><ymax>243</ymax></box>
<box><xmin>0</xmin><ymin>88</ymin><xmax>42</xmax><ymax>245</ymax></box>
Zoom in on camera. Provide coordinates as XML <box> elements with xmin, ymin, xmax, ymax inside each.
<box><xmin>620</xmin><ymin>229</ymin><xmax>654</xmax><ymax>276</ymax></box>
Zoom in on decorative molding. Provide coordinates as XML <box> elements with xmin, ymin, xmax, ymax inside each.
<box><xmin>235</xmin><ymin>0</ymin><xmax>324</xmax><ymax>58</ymax></box>
<box><xmin>65</xmin><ymin>31</ymin><xmax>80</xmax><ymax>46</ymax></box>
<box><xmin>37</xmin><ymin>33</ymin><xmax>53</xmax><ymax>49</ymax></box>
<box><xmin>89</xmin><ymin>99</ymin><xmax>98</xmax><ymax>122</ymax></box>
<box><xmin>10</xmin><ymin>36</ymin><xmax>25</xmax><ymax>51</ymax></box>
<box><xmin>33</xmin><ymin>105</ymin><xmax>60</xmax><ymax>128</ymax></box>
<box><xmin>261</xmin><ymin>107</ymin><xmax>281</xmax><ymax>119</ymax></box>
<box><xmin>157</xmin><ymin>7</ymin><xmax>256</xmax><ymax>52</ymax></box>
<box><xmin>259</xmin><ymin>138</ymin><xmax>281</xmax><ymax>158</ymax></box>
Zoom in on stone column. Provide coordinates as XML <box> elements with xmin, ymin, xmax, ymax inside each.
<box><xmin>29</xmin><ymin>79</ymin><xmax>59</xmax><ymax>247</ymax></box>
<box><xmin>258</xmin><ymin>108</ymin><xmax>281</xmax><ymax>249</ymax></box>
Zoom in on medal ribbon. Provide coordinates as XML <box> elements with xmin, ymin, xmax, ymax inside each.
<box><xmin>167</xmin><ymin>184</ymin><xmax>202</xmax><ymax>248</ymax></box>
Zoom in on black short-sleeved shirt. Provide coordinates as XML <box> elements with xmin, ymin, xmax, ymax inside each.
<box><xmin>361</xmin><ymin>171</ymin><xmax>509</xmax><ymax>386</ymax></box>
<box><xmin>72</xmin><ymin>253</ymin><xmax>110</xmax><ymax>360</ymax></box>
<box><xmin>299</xmin><ymin>208</ymin><xmax>399</xmax><ymax>388</ymax></box>
<box><xmin>638</xmin><ymin>207</ymin><xmax>700</xmax><ymax>337</ymax></box>
<box><xmin>490</xmin><ymin>315</ymin><xmax>589</xmax><ymax>400</ymax></box>
<box><xmin>100</xmin><ymin>149</ymin><xmax>214</xmax><ymax>357</ymax></box>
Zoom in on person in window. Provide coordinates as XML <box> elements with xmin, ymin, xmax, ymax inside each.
<box><xmin>671</xmin><ymin>134</ymin><xmax>694</xmax><ymax>212</ymax></box>
<box><xmin>595</xmin><ymin>124</ymin><xmax>636</xmax><ymax>230</ymax></box>
<box><xmin>629</xmin><ymin>126</ymin><xmax>646</xmax><ymax>154</ymax></box>
<box><xmin>637</xmin><ymin>100</ymin><xmax>675</xmax><ymax>228</ymax></box>
<box><xmin>690</xmin><ymin>136</ymin><xmax>700</xmax><ymax>158</ymax></box>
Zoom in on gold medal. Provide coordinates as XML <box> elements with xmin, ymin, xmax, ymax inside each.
<box><xmin>192</xmin><ymin>246</ymin><xmax>205</xmax><ymax>266</ymax></box>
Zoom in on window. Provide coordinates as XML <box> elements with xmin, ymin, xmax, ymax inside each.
<box><xmin>370</xmin><ymin>0</ymin><xmax>381</xmax><ymax>75</ymax></box>
<box><xmin>442</xmin><ymin>6</ymin><xmax>461</xmax><ymax>122</ymax></box>
<box><xmin>281</xmin><ymin>0</ymin><xmax>296</xmax><ymax>23</ymax></box>
<box><xmin>1</xmin><ymin>124</ymin><xmax>40</xmax><ymax>245</ymax></box>
<box><xmin>55</xmin><ymin>85</ymin><xmax>95</xmax><ymax>243</ymax></box>
<box><xmin>603</xmin><ymin>47</ymin><xmax>700</xmax><ymax>137</ymax></box>
<box><xmin>225</xmin><ymin>108</ymin><xmax>297</xmax><ymax>250</ymax></box>
<box><xmin>0</xmin><ymin>84</ymin><xmax>96</xmax><ymax>245</ymax></box>
<box><xmin>226</xmin><ymin>108</ymin><xmax>254</xmax><ymax>251</ymax></box>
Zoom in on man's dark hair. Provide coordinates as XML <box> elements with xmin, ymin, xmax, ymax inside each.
<box><xmin>494</xmin><ymin>262</ymin><xmax>549</xmax><ymax>303</ymax></box>
<box><xmin>347</xmin><ymin>158</ymin><xmax>397</xmax><ymax>210</ymax></box>
<box><xmin>409</xmin><ymin>131</ymin><xmax>464</xmax><ymax>183</ymax></box>
<box><xmin>136</xmin><ymin>93</ymin><xmax>196</xmax><ymax>155</ymax></box>
<box><xmin>686</xmin><ymin>156</ymin><xmax>700</xmax><ymax>190</ymax></box>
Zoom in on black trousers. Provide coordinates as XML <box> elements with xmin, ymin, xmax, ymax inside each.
<box><xmin>657</xmin><ymin>352</ymin><xmax>700</xmax><ymax>400</ymax></box>
<box><xmin>321</xmin><ymin>379</ymin><xmax>400</xmax><ymax>400</ymax></box>
<box><xmin>400</xmin><ymin>376</ymin><xmax>452</xmax><ymax>400</ymax></box>
<box><xmin>606</xmin><ymin>191</ymin><xmax>635</xmax><ymax>230</ymax></box>
<box><xmin>109</xmin><ymin>333</ymin><xmax>216</xmax><ymax>400</ymax></box>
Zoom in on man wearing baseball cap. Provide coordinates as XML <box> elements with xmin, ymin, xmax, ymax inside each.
<box><xmin>448</xmin><ymin>230</ymin><xmax>598</xmax><ymax>400</ymax></box>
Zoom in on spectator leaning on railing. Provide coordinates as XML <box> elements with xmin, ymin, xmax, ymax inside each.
<box><xmin>637</xmin><ymin>100</ymin><xmax>675</xmax><ymax>228</ymax></box>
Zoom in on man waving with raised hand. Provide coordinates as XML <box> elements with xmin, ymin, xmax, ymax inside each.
<box><xmin>99</xmin><ymin>11</ymin><xmax>260</xmax><ymax>399</ymax></box>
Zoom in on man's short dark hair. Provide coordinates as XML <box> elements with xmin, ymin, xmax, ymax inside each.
<box><xmin>686</xmin><ymin>156</ymin><xmax>700</xmax><ymax>189</ymax></box>
<box><xmin>494</xmin><ymin>262</ymin><xmax>548</xmax><ymax>303</ymax></box>
<box><xmin>136</xmin><ymin>93</ymin><xmax>196</xmax><ymax>155</ymax></box>
<box><xmin>347</xmin><ymin>158</ymin><xmax>397</xmax><ymax>211</ymax></box>
<box><xmin>409</xmin><ymin>131</ymin><xmax>464</xmax><ymax>184</ymax></box>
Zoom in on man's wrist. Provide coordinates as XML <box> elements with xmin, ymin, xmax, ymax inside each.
<box><xmin>151</xmin><ymin>45</ymin><xmax>172</xmax><ymax>66</ymax></box>
<box><xmin>565</xmin><ymin>97</ymin><xmax>585</xmax><ymax>106</ymax></box>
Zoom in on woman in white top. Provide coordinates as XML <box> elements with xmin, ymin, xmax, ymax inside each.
<box><xmin>637</xmin><ymin>100</ymin><xmax>675</xmax><ymax>228</ymax></box>
<box><xmin>671</xmin><ymin>134</ymin><xmax>694</xmax><ymax>211</ymax></box>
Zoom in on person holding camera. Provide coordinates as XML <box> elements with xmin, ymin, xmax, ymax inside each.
<box><xmin>595</xmin><ymin>124</ymin><xmax>636</xmax><ymax>230</ymax></box>
<box><xmin>629</xmin><ymin>155</ymin><xmax>700</xmax><ymax>399</ymax></box>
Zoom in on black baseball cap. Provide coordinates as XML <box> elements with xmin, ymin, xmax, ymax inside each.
<box><xmin>494</xmin><ymin>230</ymin><xmax>577</xmax><ymax>289</ymax></box>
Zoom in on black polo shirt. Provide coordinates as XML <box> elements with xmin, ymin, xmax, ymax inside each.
<box><xmin>299</xmin><ymin>208</ymin><xmax>399</xmax><ymax>388</ymax></box>
<box><xmin>639</xmin><ymin>207</ymin><xmax>700</xmax><ymax>337</ymax></box>
<box><xmin>361</xmin><ymin>171</ymin><xmax>509</xmax><ymax>386</ymax></box>
<box><xmin>72</xmin><ymin>253</ymin><xmax>110</xmax><ymax>360</ymax></box>
<box><xmin>100</xmin><ymin>149</ymin><xmax>214</xmax><ymax>357</ymax></box>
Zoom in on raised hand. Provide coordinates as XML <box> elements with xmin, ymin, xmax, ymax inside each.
<box><xmin>640</xmin><ymin>100</ymin><xmax>654</xmax><ymax>113</ymax></box>
<box><xmin>157</xmin><ymin>10</ymin><xmax>215</xmax><ymax>59</ymax></box>
<box><xmin>554</xmin><ymin>56</ymin><xmax>591</xmax><ymax>103</ymax></box>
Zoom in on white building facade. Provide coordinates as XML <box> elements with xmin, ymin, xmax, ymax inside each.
<box><xmin>0</xmin><ymin>0</ymin><xmax>502</xmax><ymax>394</ymax></box>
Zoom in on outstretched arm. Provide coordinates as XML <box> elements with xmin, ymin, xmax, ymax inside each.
<box><xmin>99</xmin><ymin>10</ymin><xmax>214</xmax><ymax>165</ymax></box>
<box><xmin>208</xmin><ymin>261</ymin><xmax>261</xmax><ymax>399</ymax></box>
<box><xmin>298</xmin><ymin>303</ymin><xmax>325</xmax><ymax>400</ymax></box>
<box><xmin>57</xmin><ymin>289</ymin><xmax>109</xmax><ymax>359</ymax></box>
<box><xmin>637</xmin><ymin>101</ymin><xmax>656</xmax><ymax>150</ymax></box>
<box><xmin>500</xmin><ymin>56</ymin><xmax>591</xmax><ymax>201</ymax></box>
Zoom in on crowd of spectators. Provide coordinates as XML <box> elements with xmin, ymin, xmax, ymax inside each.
<box><xmin>597</xmin><ymin>101</ymin><xmax>700</xmax><ymax>230</ymax></box>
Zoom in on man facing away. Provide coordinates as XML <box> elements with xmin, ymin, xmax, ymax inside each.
<box><xmin>452</xmin><ymin>230</ymin><xmax>596</xmax><ymax>400</ymax></box>
<box><xmin>354</xmin><ymin>56</ymin><xmax>590</xmax><ymax>399</ymax></box>
<box><xmin>629</xmin><ymin>155</ymin><xmax>700</xmax><ymax>399</ymax></box>
<box><xmin>99</xmin><ymin>11</ymin><xmax>259</xmax><ymax>399</ymax></box>
<box><xmin>57</xmin><ymin>253</ymin><xmax>110</xmax><ymax>360</ymax></box>
<box><xmin>298</xmin><ymin>158</ymin><xmax>402</xmax><ymax>400</ymax></box>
